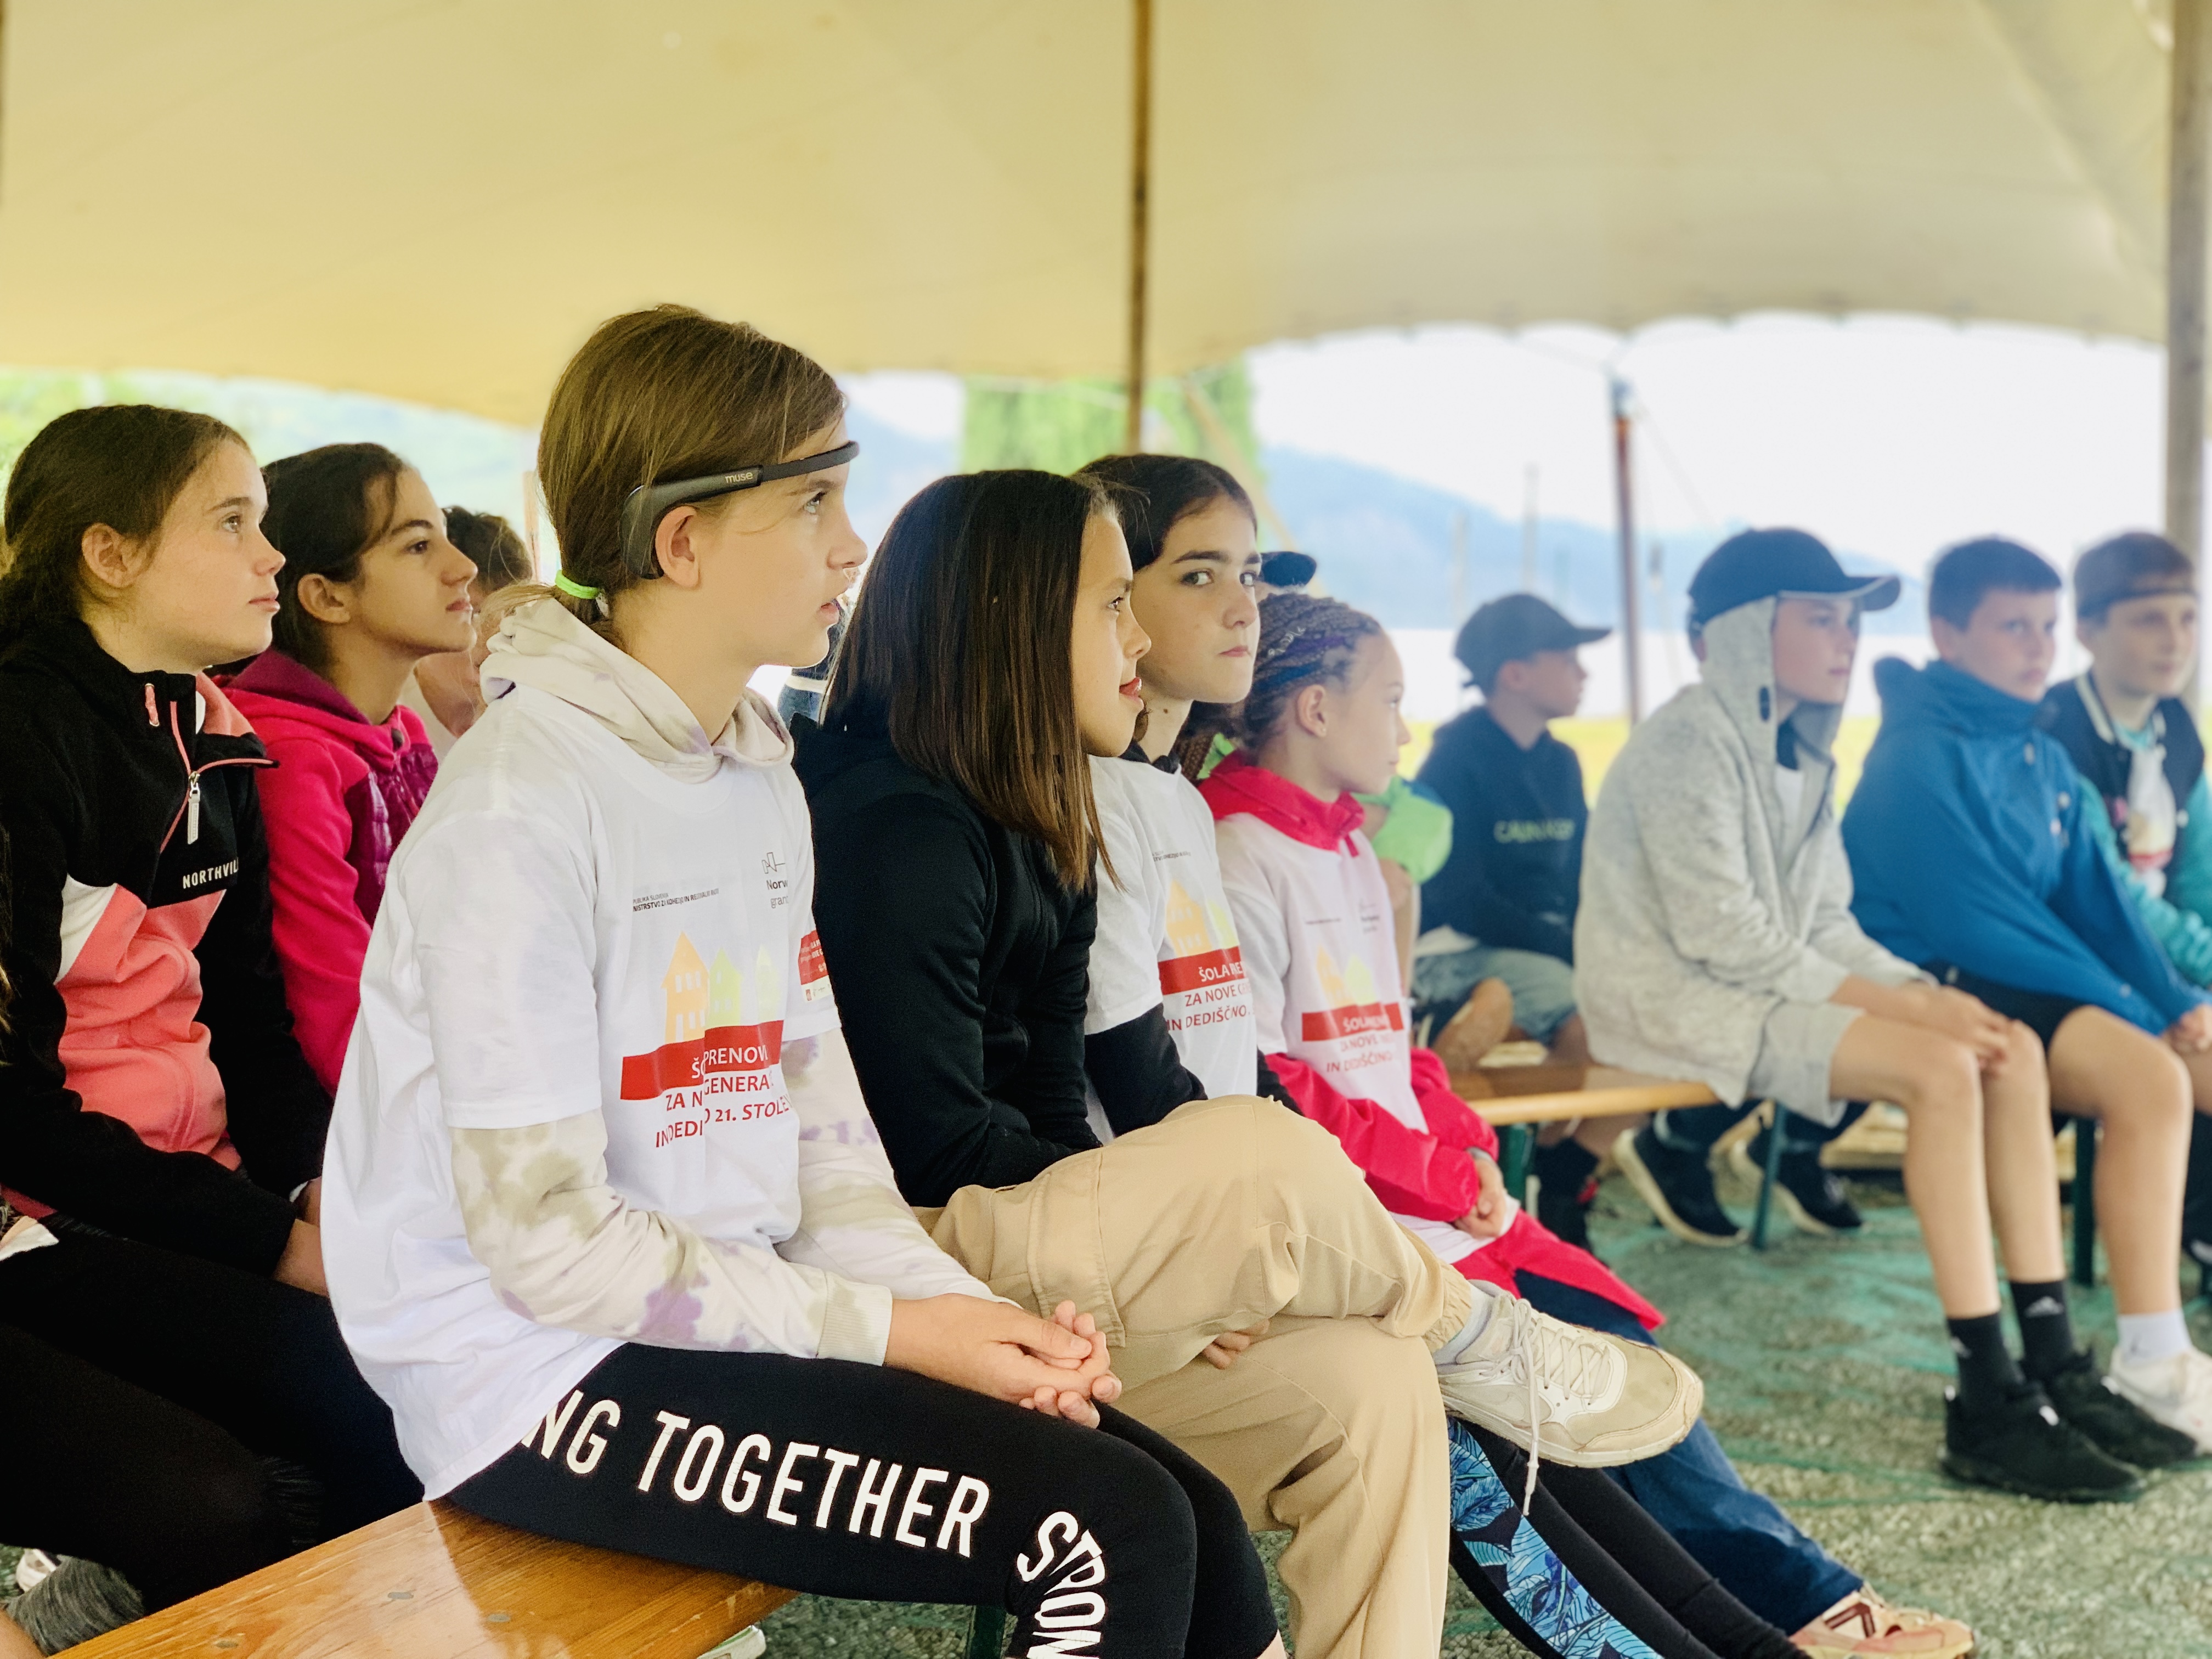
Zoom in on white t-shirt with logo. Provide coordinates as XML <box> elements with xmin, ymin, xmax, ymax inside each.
<box><xmin>1084</xmin><ymin>756</ymin><xmax>1257</xmax><ymax>1138</ymax></box>
<box><xmin>322</xmin><ymin>685</ymin><xmax>841</xmax><ymax>1494</ymax></box>
<box><xmin>1214</xmin><ymin>813</ymin><xmax>1486</xmax><ymax>1265</ymax></box>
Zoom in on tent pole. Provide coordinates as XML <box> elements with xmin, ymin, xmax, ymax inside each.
<box><xmin>2171</xmin><ymin>0</ymin><xmax>2210</xmax><ymax>569</ymax></box>
<box><xmin>1612</xmin><ymin>376</ymin><xmax>1643</xmax><ymax>724</ymax></box>
<box><xmin>1122</xmin><ymin>0</ymin><xmax>1153</xmax><ymax>454</ymax></box>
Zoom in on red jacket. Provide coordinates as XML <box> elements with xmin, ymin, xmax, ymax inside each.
<box><xmin>1201</xmin><ymin>752</ymin><xmax>1660</xmax><ymax>1328</ymax></box>
<box><xmin>225</xmin><ymin>652</ymin><xmax>438</xmax><ymax>1093</ymax></box>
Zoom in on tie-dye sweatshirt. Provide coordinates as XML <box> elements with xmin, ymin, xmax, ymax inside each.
<box><xmin>321</xmin><ymin>600</ymin><xmax>995</xmax><ymax>1496</ymax></box>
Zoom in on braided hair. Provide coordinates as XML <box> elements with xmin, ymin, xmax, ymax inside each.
<box><xmin>1174</xmin><ymin>591</ymin><xmax>1382</xmax><ymax>779</ymax></box>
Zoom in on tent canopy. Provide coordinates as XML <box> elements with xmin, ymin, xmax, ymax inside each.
<box><xmin>0</xmin><ymin>0</ymin><xmax>2176</xmax><ymax>426</ymax></box>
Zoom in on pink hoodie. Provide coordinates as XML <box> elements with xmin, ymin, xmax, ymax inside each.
<box><xmin>225</xmin><ymin>651</ymin><xmax>438</xmax><ymax>1093</ymax></box>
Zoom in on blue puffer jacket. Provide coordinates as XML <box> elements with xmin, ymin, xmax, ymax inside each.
<box><xmin>1842</xmin><ymin>656</ymin><xmax>2205</xmax><ymax>1034</ymax></box>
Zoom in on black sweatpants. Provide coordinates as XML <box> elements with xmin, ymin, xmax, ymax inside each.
<box><xmin>1469</xmin><ymin>1427</ymin><xmax>1800</xmax><ymax>1659</ymax></box>
<box><xmin>451</xmin><ymin>1344</ymin><xmax>1279</xmax><ymax>1659</ymax></box>
<box><xmin>1</xmin><ymin>1323</ymin><xmax>294</xmax><ymax>1611</ymax></box>
<box><xmin>0</xmin><ymin>1221</ymin><xmax>420</xmax><ymax>1539</ymax></box>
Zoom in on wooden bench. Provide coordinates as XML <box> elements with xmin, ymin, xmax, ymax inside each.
<box><xmin>67</xmin><ymin>1501</ymin><xmax>791</xmax><ymax>1659</ymax></box>
<box><xmin>1448</xmin><ymin>1062</ymin><xmax>1835</xmax><ymax>1250</ymax></box>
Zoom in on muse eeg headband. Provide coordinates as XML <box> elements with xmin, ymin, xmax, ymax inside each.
<box><xmin>617</xmin><ymin>439</ymin><xmax>860</xmax><ymax>578</ymax></box>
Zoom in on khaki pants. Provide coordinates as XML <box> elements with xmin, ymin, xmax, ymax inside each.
<box><xmin>923</xmin><ymin>1095</ymin><xmax>1473</xmax><ymax>1659</ymax></box>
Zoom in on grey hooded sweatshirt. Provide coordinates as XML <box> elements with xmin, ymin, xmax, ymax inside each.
<box><xmin>1573</xmin><ymin>597</ymin><xmax>1922</xmax><ymax>1122</ymax></box>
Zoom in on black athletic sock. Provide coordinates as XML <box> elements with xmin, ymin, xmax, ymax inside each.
<box><xmin>2009</xmin><ymin>1278</ymin><xmax>2077</xmax><ymax>1382</ymax></box>
<box><xmin>1533</xmin><ymin>1138</ymin><xmax>1599</xmax><ymax>1194</ymax></box>
<box><xmin>1946</xmin><ymin>1312</ymin><xmax>2023</xmax><ymax>1407</ymax></box>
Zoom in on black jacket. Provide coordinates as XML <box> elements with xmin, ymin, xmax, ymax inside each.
<box><xmin>2039</xmin><ymin>675</ymin><xmax>2205</xmax><ymax>865</ymax></box>
<box><xmin>794</xmin><ymin>716</ymin><xmax>1101</xmax><ymax>1206</ymax></box>
<box><xmin>0</xmin><ymin>619</ymin><xmax>328</xmax><ymax>1273</ymax></box>
<box><xmin>1416</xmin><ymin>706</ymin><xmax>1586</xmax><ymax>963</ymax></box>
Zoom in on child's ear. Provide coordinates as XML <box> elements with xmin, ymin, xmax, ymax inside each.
<box><xmin>296</xmin><ymin>572</ymin><xmax>352</xmax><ymax>627</ymax></box>
<box><xmin>1292</xmin><ymin>681</ymin><xmax>1330</xmax><ymax>738</ymax></box>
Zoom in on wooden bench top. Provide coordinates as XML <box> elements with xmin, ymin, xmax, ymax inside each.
<box><xmin>1449</xmin><ymin>1062</ymin><xmax>1720</xmax><ymax>1126</ymax></box>
<box><xmin>70</xmin><ymin>1501</ymin><xmax>792</xmax><ymax>1659</ymax></box>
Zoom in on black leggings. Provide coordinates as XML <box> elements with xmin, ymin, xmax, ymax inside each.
<box><xmin>450</xmin><ymin>1344</ymin><xmax>1279</xmax><ymax>1659</ymax></box>
<box><xmin>1468</xmin><ymin>1428</ymin><xmax>1801</xmax><ymax>1659</ymax></box>
<box><xmin>0</xmin><ymin>1221</ymin><xmax>420</xmax><ymax>1540</ymax></box>
<box><xmin>0</xmin><ymin>1323</ymin><xmax>293</xmax><ymax>1611</ymax></box>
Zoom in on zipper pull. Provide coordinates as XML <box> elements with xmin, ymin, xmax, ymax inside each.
<box><xmin>186</xmin><ymin>774</ymin><xmax>201</xmax><ymax>845</ymax></box>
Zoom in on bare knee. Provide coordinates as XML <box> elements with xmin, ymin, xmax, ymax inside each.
<box><xmin>1890</xmin><ymin>1034</ymin><xmax>1982</xmax><ymax>1119</ymax></box>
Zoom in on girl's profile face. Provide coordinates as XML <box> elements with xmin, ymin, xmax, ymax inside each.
<box><xmin>1310</xmin><ymin>632</ymin><xmax>1410</xmax><ymax>798</ymax></box>
<box><xmin>690</xmin><ymin>419</ymin><xmax>867</xmax><ymax>672</ymax></box>
<box><xmin>302</xmin><ymin>469</ymin><xmax>478</xmax><ymax>659</ymax></box>
<box><xmin>1069</xmin><ymin>511</ymin><xmax>1152</xmax><ymax>756</ymax></box>
<box><xmin>98</xmin><ymin>440</ymin><xmax>283</xmax><ymax>670</ymax></box>
<box><xmin>1128</xmin><ymin>496</ymin><xmax>1260</xmax><ymax>707</ymax></box>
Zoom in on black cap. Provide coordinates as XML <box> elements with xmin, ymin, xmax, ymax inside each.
<box><xmin>1686</xmin><ymin>528</ymin><xmax>1900</xmax><ymax>630</ymax></box>
<box><xmin>1454</xmin><ymin>594</ymin><xmax>1610</xmax><ymax>686</ymax></box>
<box><xmin>1260</xmin><ymin>550</ymin><xmax>1317</xmax><ymax>589</ymax></box>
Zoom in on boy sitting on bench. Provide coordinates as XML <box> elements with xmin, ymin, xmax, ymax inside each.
<box><xmin>1843</xmin><ymin>534</ymin><xmax>2212</xmax><ymax>1455</ymax></box>
<box><xmin>1584</xmin><ymin>528</ymin><xmax>2188</xmax><ymax>1500</ymax></box>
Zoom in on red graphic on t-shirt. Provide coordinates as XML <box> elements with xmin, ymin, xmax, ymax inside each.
<box><xmin>798</xmin><ymin>929</ymin><xmax>832</xmax><ymax>1004</ymax></box>
<box><xmin>622</xmin><ymin>932</ymin><xmax>786</xmax><ymax>1098</ymax></box>
<box><xmin>622</xmin><ymin>1021</ymin><xmax>784</xmax><ymax>1099</ymax></box>
<box><xmin>1300</xmin><ymin>1001</ymin><xmax>1406</xmax><ymax>1042</ymax></box>
<box><xmin>1159</xmin><ymin>945</ymin><xmax>1246</xmax><ymax>996</ymax></box>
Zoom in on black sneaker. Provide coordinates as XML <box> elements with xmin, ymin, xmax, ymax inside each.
<box><xmin>1943</xmin><ymin>1382</ymin><xmax>2144</xmax><ymax>1502</ymax></box>
<box><xmin>1729</xmin><ymin>1132</ymin><xmax>1863</xmax><ymax>1236</ymax></box>
<box><xmin>2038</xmin><ymin>1350</ymin><xmax>2199</xmax><ymax>1469</ymax></box>
<box><xmin>1614</xmin><ymin>1126</ymin><xmax>1745</xmax><ymax>1247</ymax></box>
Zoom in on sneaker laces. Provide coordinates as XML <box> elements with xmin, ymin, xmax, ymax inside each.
<box><xmin>1480</xmin><ymin>1299</ymin><xmax>1621</xmax><ymax>1512</ymax></box>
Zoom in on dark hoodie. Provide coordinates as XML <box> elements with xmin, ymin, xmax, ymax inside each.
<box><xmin>792</xmin><ymin>716</ymin><xmax>1100</xmax><ymax>1206</ymax></box>
<box><xmin>1843</xmin><ymin>656</ymin><xmax>2205</xmax><ymax>1035</ymax></box>
<box><xmin>1416</xmin><ymin>706</ymin><xmax>1585</xmax><ymax>961</ymax></box>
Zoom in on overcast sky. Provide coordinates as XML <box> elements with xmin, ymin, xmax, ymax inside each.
<box><xmin>847</xmin><ymin>314</ymin><xmax>2173</xmax><ymax>583</ymax></box>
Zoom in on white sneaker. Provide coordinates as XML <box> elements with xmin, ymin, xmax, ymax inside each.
<box><xmin>1436</xmin><ymin>1294</ymin><xmax>1703</xmax><ymax>1502</ymax></box>
<box><xmin>2106</xmin><ymin>1347</ymin><xmax>2212</xmax><ymax>1452</ymax></box>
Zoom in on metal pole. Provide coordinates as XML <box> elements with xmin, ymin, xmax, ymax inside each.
<box><xmin>1612</xmin><ymin>376</ymin><xmax>1643</xmax><ymax>723</ymax></box>
<box><xmin>1122</xmin><ymin>0</ymin><xmax>1154</xmax><ymax>454</ymax></box>
<box><xmin>2170</xmin><ymin>0</ymin><xmax>2210</xmax><ymax>564</ymax></box>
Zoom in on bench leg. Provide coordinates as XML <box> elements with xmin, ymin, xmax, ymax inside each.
<box><xmin>969</xmin><ymin>1604</ymin><xmax>1006</xmax><ymax>1658</ymax></box>
<box><xmin>1497</xmin><ymin>1124</ymin><xmax>1534</xmax><ymax>1210</ymax></box>
<box><xmin>1749</xmin><ymin>1102</ymin><xmax>1785</xmax><ymax>1251</ymax></box>
<box><xmin>2071</xmin><ymin>1118</ymin><xmax>2098</xmax><ymax>1290</ymax></box>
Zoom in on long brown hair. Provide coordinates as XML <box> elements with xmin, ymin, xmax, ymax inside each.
<box><xmin>0</xmin><ymin>404</ymin><xmax>244</xmax><ymax>657</ymax></box>
<box><xmin>519</xmin><ymin>304</ymin><xmax>847</xmax><ymax>641</ymax></box>
<box><xmin>825</xmin><ymin>470</ymin><xmax>1111</xmax><ymax>888</ymax></box>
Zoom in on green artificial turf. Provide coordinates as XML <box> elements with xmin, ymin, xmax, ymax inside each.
<box><xmin>759</xmin><ymin>1167</ymin><xmax>2212</xmax><ymax>1658</ymax></box>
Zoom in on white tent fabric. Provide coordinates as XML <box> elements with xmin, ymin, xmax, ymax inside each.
<box><xmin>0</xmin><ymin>0</ymin><xmax>2177</xmax><ymax>426</ymax></box>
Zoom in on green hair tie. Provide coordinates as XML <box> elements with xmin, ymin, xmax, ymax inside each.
<box><xmin>552</xmin><ymin>570</ymin><xmax>602</xmax><ymax>600</ymax></box>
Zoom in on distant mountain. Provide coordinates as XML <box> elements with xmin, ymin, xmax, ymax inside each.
<box><xmin>1259</xmin><ymin>445</ymin><xmax>1925</xmax><ymax>635</ymax></box>
<box><xmin>841</xmin><ymin>407</ymin><xmax>960</xmax><ymax>550</ymax></box>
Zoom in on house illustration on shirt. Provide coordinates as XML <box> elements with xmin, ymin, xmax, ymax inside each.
<box><xmin>709</xmin><ymin>949</ymin><xmax>744</xmax><ymax>1026</ymax></box>
<box><xmin>1164</xmin><ymin>878</ymin><xmax>1242</xmax><ymax>959</ymax></box>
<box><xmin>664</xmin><ymin>933</ymin><xmax>708</xmax><ymax>1042</ymax></box>
<box><xmin>1306</xmin><ymin>946</ymin><xmax>1400</xmax><ymax>1041</ymax></box>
